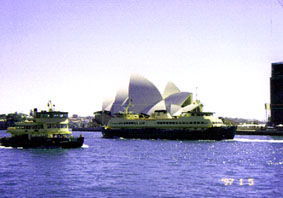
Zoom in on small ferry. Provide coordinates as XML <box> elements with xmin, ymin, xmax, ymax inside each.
<box><xmin>102</xmin><ymin>100</ymin><xmax>236</xmax><ymax>140</ymax></box>
<box><xmin>0</xmin><ymin>101</ymin><xmax>84</xmax><ymax>148</ymax></box>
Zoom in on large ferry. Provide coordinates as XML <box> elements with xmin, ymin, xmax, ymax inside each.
<box><xmin>0</xmin><ymin>101</ymin><xmax>84</xmax><ymax>148</ymax></box>
<box><xmin>102</xmin><ymin>101</ymin><xmax>236</xmax><ymax>140</ymax></box>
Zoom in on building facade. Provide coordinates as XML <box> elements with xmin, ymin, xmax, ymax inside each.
<box><xmin>270</xmin><ymin>62</ymin><xmax>283</xmax><ymax>125</ymax></box>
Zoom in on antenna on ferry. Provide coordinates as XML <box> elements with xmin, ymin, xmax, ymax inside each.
<box><xmin>195</xmin><ymin>87</ymin><xmax>198</xmax><ymax>101</ymax></box>
<box><xmin>47</xmin><ymin>100</ymin><xmax>55</xmax><ymax>112</ymax></box>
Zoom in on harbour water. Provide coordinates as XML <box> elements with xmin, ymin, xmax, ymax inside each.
<box><xmin>0</xmin><ymin>130</ymin><xmax>282</xmax><ymax>198</ymax></box>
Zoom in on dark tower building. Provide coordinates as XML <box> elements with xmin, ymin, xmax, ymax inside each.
<box><xmin>270</xmin><ymin>62</ymin><xmax>283</xmax><ymax>125</ymax></box>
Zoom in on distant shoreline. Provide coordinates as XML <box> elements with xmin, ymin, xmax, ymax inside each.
<box><xmin>236</xmin><ymin>130</ymin><xmax>283</xmax><ymax>136</ymax></box>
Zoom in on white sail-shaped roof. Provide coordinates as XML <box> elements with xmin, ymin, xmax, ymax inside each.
<box><xmin>146</xmin><ymin>100</ymin><xmax>167</xmax><ymax>115</ymax></box>
<box><xmin>165</xmin><ymin>92</ymin><xmax>192</xmax><ymax>114</ymax></box>
<box><xmin>129</xmin><ymin>74</ymin><xmax>162</xmax><ymax>114</ymax></box>
<box><xmin>110</xmin><ymin>89</ymin><xmax>128</xmax><ymax>114</ymax></box>
<box><xmin>163</xmin><ymin>81</ymin><xmax>181</xmax><ymax>99</ymax></box>
<box><xmin>102</xmin><ymin>99</ymin><xmax>114</xmax><ymax>111</ymax></box>
<box><xmin>169</xmin><ymin>104</ymin><xmax>182</xmax><ymax>115</ymax></box>
<box><xmin>173</xmin><ymin>103</ymin><xmax>201</xmax><ymax>116</ymax></box>
<box><xmin>101</xmin><ymin>75</ymin><xmax>199</xmax><ymax>116</ymax></box>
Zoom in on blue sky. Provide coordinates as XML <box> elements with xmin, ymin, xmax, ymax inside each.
<box><xmin>0</xmin><ymin>0</ymin><xmax>283</xmax><ymax>120</ymax></box>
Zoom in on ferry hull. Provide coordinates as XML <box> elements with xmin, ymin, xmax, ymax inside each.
<box><xmin>102</xmin><ymin>127</ymin><xmax>236</xmax><ymax>140</ymax></box>
<box><xmin>0</xmin><ymin>135</ymin><xmax>84</xmax><ymax>149</ymax></box>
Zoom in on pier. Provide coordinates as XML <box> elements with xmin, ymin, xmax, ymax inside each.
<box><xmin>236</xmin><ymin>129</ymin><xmax>283</xmax><ymax>136</ymax></box>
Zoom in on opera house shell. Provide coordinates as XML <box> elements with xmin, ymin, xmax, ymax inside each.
<box><xmin>101</xmin><ymin>74</ymin><xmax>201</xmax><ymax>117</ymax></box>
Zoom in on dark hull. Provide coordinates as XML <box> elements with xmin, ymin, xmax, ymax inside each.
<box><xmin>0</xmin><ymin>135</ymin><xmax>84</xmax><ymax>149</ymax></box>
<box><xmin>102</xmin><ymin>126</ymin><xmax>236</xmax><ymax>140</ymax></box>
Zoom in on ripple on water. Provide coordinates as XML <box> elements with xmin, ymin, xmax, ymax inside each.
<box><xmin>232</xmin><ymin>138</ymin><xmax>283</xmax><ymax>143</ymax></box>
<box><xmin>0</xmin><ymin>132</ymin><xmax>282</xmax><ymax>197</ymax></box>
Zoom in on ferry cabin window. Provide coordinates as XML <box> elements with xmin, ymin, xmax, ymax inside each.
<box><xmin>57</xmin><ymin>113</ymin><xmax>68</xmax><ymax>118</ymax></box>
<box><xmin>53</xmin><ymin>114</ymin><xmax>63</xmax><ymax>118</ymax></box>
<box><xmin>36</xmin><ymin>125</ymin><xmax>44</xmax><ymax>129</ymax></box>
<box><xmin>39</xmin><ymin>113</ymin><xmax>67</xmax><ymax>118</ymax></box>
<box><xmin>40</xmin><ymin>114</ymin><xmax>50</xmax><ymax>118</ymax></box>
<box><xmin>56</xmin><ymin>113</ymin><xmax>67</xmax><ymax>118</ymax></box>
<box><xmin>47</xmin><ymin>124</ymin><xmax>68</xmax><ymax>128</ymax></box>
<box><xmin>60</xmin><ymin>124</ymin><xmax>68</xmax><ymax>128</ymax></box>
<box><xmin>124</xmin><ymin>122</ymin><xmax>135</xmax><ymax>125</ymax></box>
<box><xmin>23</xmin><ymin>125</ymin><xmax>43</xmax><ymax>129</ymax></box>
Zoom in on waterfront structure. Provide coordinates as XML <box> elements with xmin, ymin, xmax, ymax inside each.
<box><xmin>69</xmin><ymin>115</ymin><xmax>95</xmax><ymax>129</ymax></box>
<box><xmin>270</xmin><ymin>62</ymin><xmax>283</xmax><ymax>125</ymax></box>
<box><xmin>101</xmin><ymin>74</ymin><xmax>200</xmax><ymax>118</ymax></box>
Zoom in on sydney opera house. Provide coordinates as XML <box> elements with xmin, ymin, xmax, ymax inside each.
<box><xmin>94</xmin><ymin>75</ymin><xmax>202</xmax><ymax>125</ymax></box>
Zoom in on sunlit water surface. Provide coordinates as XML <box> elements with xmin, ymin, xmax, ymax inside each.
<box><xmin>0</xmin><ymin>131</ymin><xmax>282</xmax><ymax>198</ymax></box>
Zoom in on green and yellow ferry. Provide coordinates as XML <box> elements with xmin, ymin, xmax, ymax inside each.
<box><xmin>102</xmin><ymin>100</ymin><xmax>236</xmax><ymax>140</ymax></box>
<box><xmin>0</xmin><ymin>101</ymin><xmax>84</xmax><ymax>148</ymax></box>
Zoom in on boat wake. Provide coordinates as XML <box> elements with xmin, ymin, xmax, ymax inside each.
<box><xmin>81</xmin><ymin>144</ymin><xmax>89</xmax><ymax>148</ymax></box>
<box><xmin>0</xmin><ymin>146</ymin><xmax>13</xmax><ymax>149</ymax></box>
<box><xmin>228</xmin><ymin>138</ymin><xmax>283</xmax><ymax>143</ymax></box>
